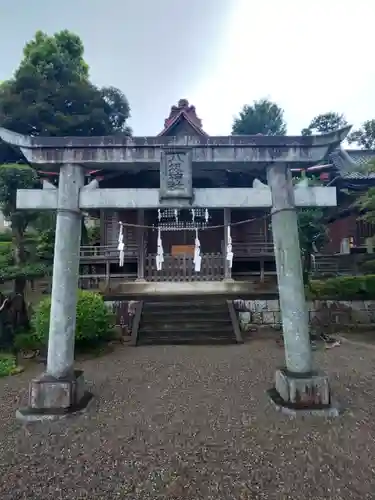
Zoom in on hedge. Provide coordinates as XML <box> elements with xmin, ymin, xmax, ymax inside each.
<box><xmin>309</xmin><ymin>275</ymin><xmax>375</xmax><ymax>300</ymax></box>
<box><xmin>31</xmin><ymin>290</ymin><xmax>113</xmax><ymax>348</ymax></box>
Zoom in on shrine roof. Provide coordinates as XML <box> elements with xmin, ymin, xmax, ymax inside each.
<box><xmin>158</xmin><ymin>99</ymin><xmax>208</xmax><ymax>137</ymax></box>
<box><xmin>330</xmin><ymin>148</ymin><xmax>375</xmax><ymax>179</ymax></box>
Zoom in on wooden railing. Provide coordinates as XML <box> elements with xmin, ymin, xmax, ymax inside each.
<box><xmin>78</xmin><ymin>273</ymin><xmax>136</xmax><ymax>291</ymax></box>
<box><xmin>79</xmin><ymin>244</ymin><xmax>140</xmax><ymax>260</ymax></box>
<box><xmin>231</xmin><ymin>241</ymin><xmax>274</xmax><ymax>256</ymax></box>
<box><xmin>145</xmin><ymin>253</ymin><xmax>224</xmax><ymax>282</ymax></box>
<box><xmin>80</xmin><ymin>241</ymin><xmax>275</xmax><ymax>261</ymax></box>
<box><xmin>311</xmin><ymin>255</ymin><xmax>359</xmax><ymax>277</ymax></box>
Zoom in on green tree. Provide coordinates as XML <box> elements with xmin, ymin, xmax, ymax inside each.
<box><xmin>0</xmin><ymin>30</ymin><xmax>131</xmax><ymax>138</ymax></box>
<box><xmin>298</xmin><ymin>208</ymin><xmax>328</xmax><ymax>284</ymax></box>
<box><xmin>0</xmin><ymin>30</ymin><xmax>132</xmax><ymax>298</ymax></box>
<box><xmin>354</xmin><ymin>159</ymin><xmax>375</xmax><ymax>224</ymax></box>
<box><xmin>20</xmin><ymin>29</ymin><xmax>89</xmax><ymax>82</ymax></box>
<box><xmin>232</xmin><ymin>98</ymin><xmax>287</xmax><ymax>135</ymax></box>
<box><xmin>301</xmin><ymin>112</ymin><xmax>348</xmax><ymax>136</ymax></box>
<box><xmin>348</xmin><ymin>119</ymin><xmax>375</xmax><ymax>149</ymax></box>
<box><xmin>0</xmin><ymin>165</ymin><xmax>48</xmax><ymax>296</ymax></box>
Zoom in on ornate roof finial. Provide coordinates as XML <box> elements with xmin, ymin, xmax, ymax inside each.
<box><xmin>163</xmin><ymin>99</ymin><xmax>203</xmax><ymax>129</ymax></box>
<box><xmin>178</xmin><ymin>98</ymin><xmax>189</xmax><ymax>108</ymax></box>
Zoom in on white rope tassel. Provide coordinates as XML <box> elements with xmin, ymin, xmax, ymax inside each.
<box><xmin>205</xmin><ymin>208</ymin><xmax>209</xmax><ymax>223</ymax></box>
<box><xmin>118</xmin><ymin>222</ymin><xmax>125</xmax><ymax>267</ymax></box>
<box><xmin>226</xmin><ymin>226</ymin><xmax>233</xmax><ymax>269</ymax></box>
<box><xmin>191</xmin><ymin>209</ymin><xmax>195</xmax><ymax>224</ymax></box>
<box><xmin>174</xmin><ymin>209</ymin><xmax>179</xmax><ymax>223</ymax></box>
<box><xmin>193</xmin><ymin>228</ymin><xmax>202</xmax><ymax>272</ymax></box>
<box><xmin>156</xmin><ymin>228</ymin><xmax>164</xmax><ymax>271</ymax></box>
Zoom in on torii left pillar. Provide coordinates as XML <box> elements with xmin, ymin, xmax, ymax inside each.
<box><xmin>17</xmin><ymin>164</ymin><xmax>91</xmax><ymax>422</ymax></box>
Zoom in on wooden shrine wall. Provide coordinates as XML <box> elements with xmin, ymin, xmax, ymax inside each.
<box><xmin>99</xmin><ymin>208</ymin><xmax>272</xmax><ymax>258</ymax></box>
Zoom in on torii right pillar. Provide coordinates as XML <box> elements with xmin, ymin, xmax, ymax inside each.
<box><xmin>267</xmin><ymin>164</ymin><xmax>339</xmax><ymax>417</ymax></box>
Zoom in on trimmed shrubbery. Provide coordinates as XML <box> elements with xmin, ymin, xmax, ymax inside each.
<box><xmin>309</xmin><ymin>275</ymin><xmax>375</xmax><ymax>300</ymax></box>
<box><xmin>16</xmin><ymin>290</ymin><xmax>114</xmax><ymax>352</ymax></box>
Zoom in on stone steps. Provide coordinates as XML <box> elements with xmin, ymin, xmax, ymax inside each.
<box><xmin>137</xmin><ymin>297</ymin><xmax>239</xmax><ymax>345</ymax></box>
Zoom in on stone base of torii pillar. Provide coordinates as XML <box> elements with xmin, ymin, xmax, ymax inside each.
<box><xmin>16</xmin><ymin>164</ymin><xmax>93</xmax><ymax>422</ymax></box>
<box><xmin>265</xmin><ymin>164</ymin><xmax>340</xmax><ymax>417</ymax></box>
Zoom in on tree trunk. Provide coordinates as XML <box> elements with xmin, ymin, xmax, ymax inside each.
<box><xmin>10</xmin><ymin>225</ymin><xmax>30</xmax><ymax>331</ymax></box>
<box><xmin>12</xmin><ymin>225</ymin><xmax>27</xmax><ymax>297</ymax></box>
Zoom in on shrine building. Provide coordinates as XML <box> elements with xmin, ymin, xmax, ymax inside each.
<box><xmin>63</xmin><ymin>99</ymin><xmax>344</xmax><ymax>294</ymax></box>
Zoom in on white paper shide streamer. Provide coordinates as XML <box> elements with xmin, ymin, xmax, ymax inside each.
<box><xmin>156</xmin><ymin>228</ymin><xmax>164</xmax><ymax>271</ymax></box>
<box><xmin>193</xmin><ymin>228</ymin><xmax>201</xmax><ymax>272</ymax></box>
<box><xmin>226</xmin><ymin>226</ymin><xmax>233</xmax><ymax>269</ymax></box>
<box><xmin>191</xmin><ymin>209</ymin><xmax>195</xmax><ymax>224</ymax></box>
<box><xmin>118</xmin><ymin>222</ymin><xmax>125</xmax><ymax>267</ymax></box>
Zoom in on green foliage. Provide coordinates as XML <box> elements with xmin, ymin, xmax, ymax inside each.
<box><xmin>32</xmin><ymin>290</ymin><xmax>113</xmax><ymax>347</ymax></box>
<box><xmin>101</xmin><ymin>87</ymin><xmax>132</xmax><ymax>136</ymax></box>
<box><xmin>87</xmin><ymin>224</ymin><xmax>101</xmax><ymax>245</ymax></box>
<box><xmin>292</xmin><ymin>173</ymin><xmax>323</xmax><ymax>186</ymax></box>
<box><xmin>298</xmin><ymin>209</ymin><xmax>327</xmax><ymax>251</ymax></box>
<box><xmin>35</xmin><ymin>228</ymin><xmax>55</xmax><ymax>260</ymax></box>
<box><xmin>0</xmin><ymin>30</ymin><xmax>131</xmax><ymax>138</ymax></box>
<box><xmin>348</xmin><ymin>119</ymin><xmax>375</xmax><ymax>149</ymax></box>
<box><xmin>232</xmin><ymin>98</ymin><xmax>287</xmax><ymax>135</ymax></box>
<box><xmin>353</xmin><ymin>160</ymin><xmax>375</xmax><ymax>224</ymax></box>
<box><xmin>14</xmin><ymin>331</ymin><xmax>42</xmax><ymax>352</ymax></box>
<box><xmin>0</xmin><ymin>262</ymin><xmax>51</xmax><ymax>282</ymax></box>
<box><xmin>0</xmin><ymin>353</ymin><xmax>17</xmax><ymax>377</ymax></box>
<box><xmin>309</xmin><ymin>275</ymin><xmax>375</xmax><ymax>299</ymax></box>
<box><xmin>0</xmin><ymin>231</ymin><xmax>12</xmax><ymax>242</ymax></box>
<box><xmin>301</xmin><ymin>112</ymin><xmax>348</xmax><ymax>135</ymax></box>
<box><xmin>0</xmin><ymin>241</ymin><xmax>13</xmax><ymax>266</ymax></box>
<box><xmin>298</xmin><ymin>208</ymin><xmax>328</xmax><ymax>284</ymax></box>
<box><xmin>359</xmin><ymin>259</ymin><xmax>375</xmax><ymax>273</ymax></box>
<box><xmin>20</xmin><ymin>30</ymin><xmax>89</xmax><ymax>83</ymax></box>
<box><xmin>0</xmin><ymin>225</ymin><xmax>51</xmax><ymax>282</ymax></box>
<box><xmin>356</xmin><ymin>187</ymin><xmax>375</xmax><ymax>224</ymax></box>
<box><xmin>0</xmin><ymin>164</ymin><xmax>41</xmax><ymax>290</ymax></box>
<box><xmin>0</xmin><ymin>164</ymin><xmax>40</xmax><ymax>222</ymax></box>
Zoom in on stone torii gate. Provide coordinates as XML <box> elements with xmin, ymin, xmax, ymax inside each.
<box><xmin>0</xmin><ymin>126</ymin><xmax>349</xmax><ymax>420</ymax></box>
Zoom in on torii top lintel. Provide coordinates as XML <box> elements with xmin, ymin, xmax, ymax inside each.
<box><xmin>0</xmin><ymin>126</ymin><xmax>351</xmax><ymax>172</ymax></box>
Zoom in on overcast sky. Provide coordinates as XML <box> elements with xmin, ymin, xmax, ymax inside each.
<box><xmin>1</xmin><ymin>0</ymin><xmax>374</xmax><ymax>136</ymax></box>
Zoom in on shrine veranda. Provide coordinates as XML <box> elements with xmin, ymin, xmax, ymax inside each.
<box><xmin>0</xmin><ymin>123</ymin><xmax>349</xmax><ymax>419</ymax></box>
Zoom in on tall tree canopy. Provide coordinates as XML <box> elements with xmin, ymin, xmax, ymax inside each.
<box><xmin>0</xmin><ymin>30</ymin><xmax>132</xmax><ymax>299</ymax></box>
<box><xmin>0</xmin><ymin>30</ymin><xmax>131</xmax><ymax>140</ymax></box>
<box><xmin>232</xmin><ymin>98</ymin><xmax>287</xmax><ymax>135</ymax></box>
<box><xmin>348</xmin><ymin>119</ymin><xmax>375</xmax><ymax>149</ymax></box>
<box><xmin>301</xmin><ymin>112</ymin><xmax>348</xmax><ymax>136</ymax></box>
<box><xmin>20</xmin><ymin>30</ymin><xmax>89</xmax><ymax>82</ymax></box>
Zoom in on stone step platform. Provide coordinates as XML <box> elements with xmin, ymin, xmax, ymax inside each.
<box><xmin>138</xmin><ymin>333</ymin><xmax>236</xmax><ymax>346</ymax></box>
<box><xmin>142</xmin><ymin>310</ymin><xmax>230</xmax><ymax>320</ymax></box>
<box><xmin>137</xmin><ymin>297</ymin><xmax>240</xmax><ymax>345</ymax></box>
<box><xmin>140</xmin><ymin>323</ymin><xmax>233</xmax><ymax>332</ymax></box>
<box><xmin>143</xmin><ymin>299</ymin><xmax>227</xmax><ymax>308</ymax></box>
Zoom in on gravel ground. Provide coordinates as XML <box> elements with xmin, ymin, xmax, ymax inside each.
<box><xmin>0</xmin><ymin>339</ymin><xmax>375</xmax><ymax>499</ymax></box>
